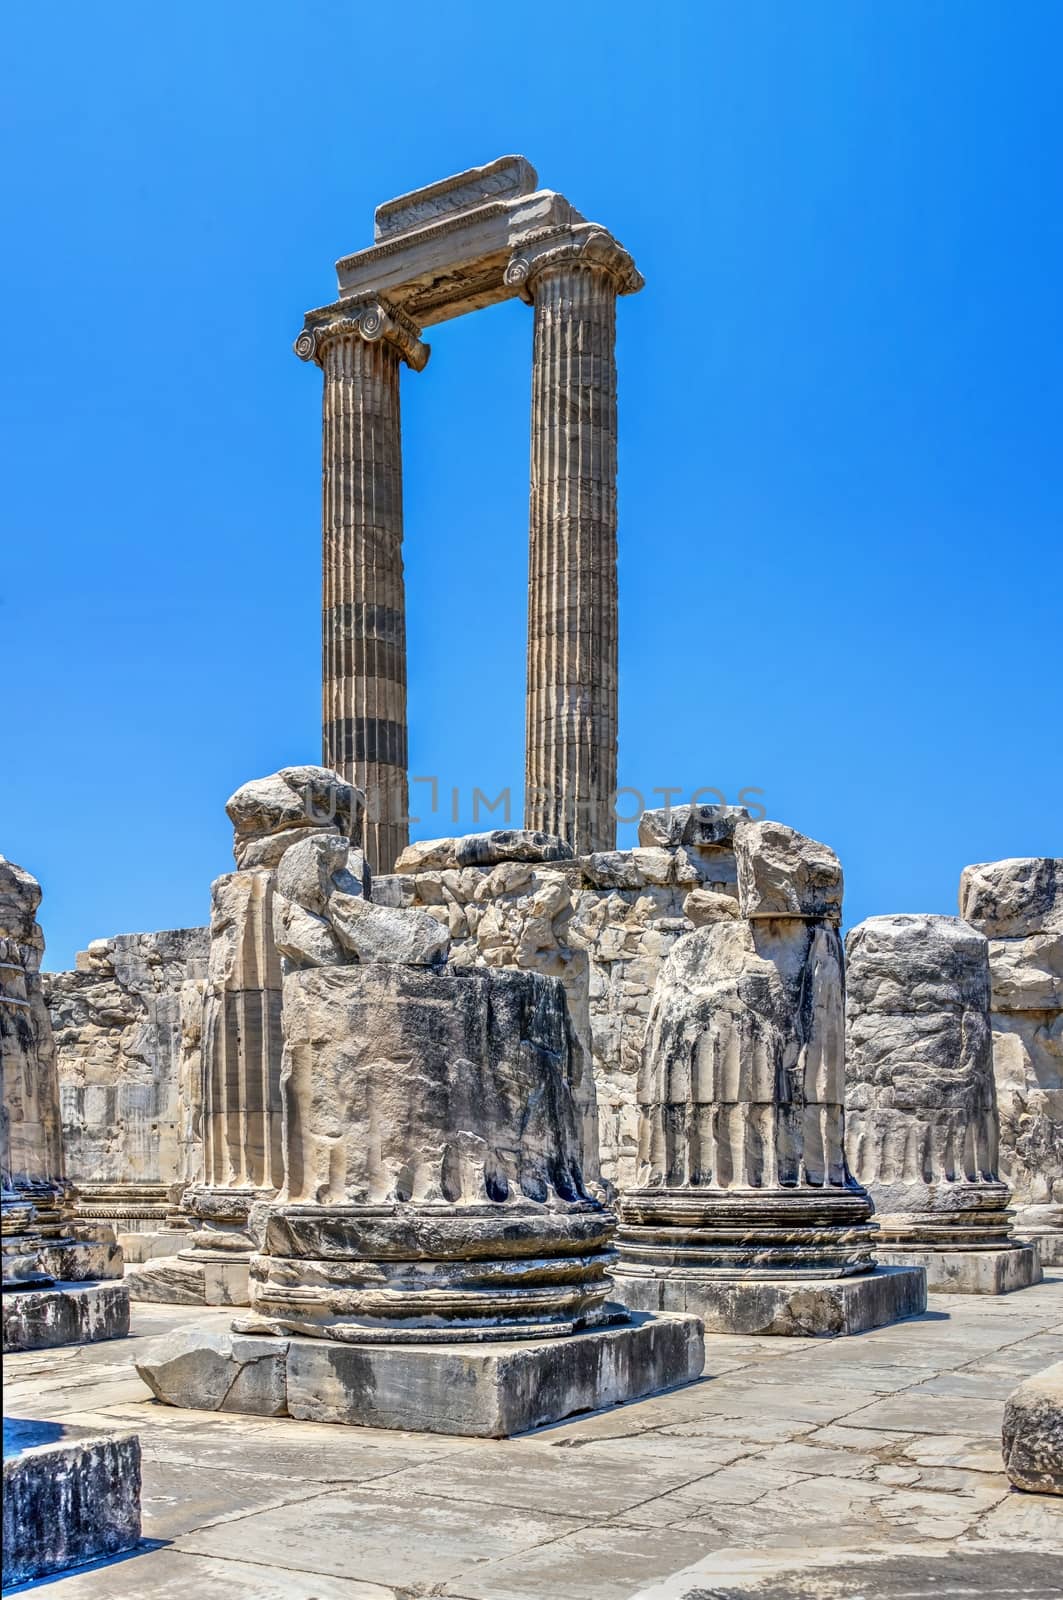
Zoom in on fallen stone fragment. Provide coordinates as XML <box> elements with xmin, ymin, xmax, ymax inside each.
<box><xmin>1002</xmin><ymin>1360</ymin><xmax>1063</xmax><ymax>1494</ymax></box>
<box><xmin>135</xmin><ymin>1326</ymin><xmax>289</xmax><ymax>1415</ymax></box>
<box><xmin>394</xmin><ymin>830</ymin><xmax>573</xmax><ymax>874</ymax></box>
<box><xmin>328</xmin><ymin>894</ymin><xmax>451</xmax><ymax>966</ymax></box>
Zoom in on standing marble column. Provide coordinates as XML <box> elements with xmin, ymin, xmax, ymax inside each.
<box><xmin>506</xmin><ymin>226</ymin><xmax>643</xmax><ymax>856</ymax></box>
<box><xmin>295</xmin><ymin>300</ymin><xmax>429</xmax><ymax>874</ymax></box>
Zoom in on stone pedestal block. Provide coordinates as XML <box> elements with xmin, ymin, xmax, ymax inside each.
<box><xmin>875</xmin><ymin>1243</ymin><xmax>1041</xmax><ymax>1295</ymax></box>
<box><xmin>2</xmin><ymin>1418</ymin><xmax>141</xmax><ymax>1587</ymax></box>
<box><xmin>118</xmin><ymin>1227</ymin><xmax>193</xmax><ymax>1264</ymax></box>
<box><xmin>137</xmin><ymin>1311</ymin><xmax>703</xmax><ymax>1438</ymax></box>
<box><xmin>2</xmin><ymin>1280</ymin><xmax>130</xmax><ymax>1352</ymax></box>
<box><xmin>1017</xmin><ymin>1204</ymin><xmax>1063</xmax><ymax>1266</ymax></box>
<box><xmin>613</xmin><ymin>1262</ymin><xmax>926</xmax><ymax>1337</ymax></box>
<box><xmin>125</xmin><ymin>1252</ymin><xmax>250</xmax><ymax>1307</ymax></box>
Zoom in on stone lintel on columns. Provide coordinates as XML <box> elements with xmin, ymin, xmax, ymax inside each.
<box><xmin>334</xmin><ymin>188</ymin><xmax>585</xmax><ymax>325</ymax></box>
<box><xmin>374</xmin><ymin>155</ymin><xmax>540</xmax><ymax>242</ymax></box>
<box><xmin>504</xmin><ymin>223</ymin><xmax>644</xmax><ymax>302</ymax></box>
<box><xmin>294</xmin><ymin>297</ymin><xmax>430</xmax><ymax>372</ymax></box>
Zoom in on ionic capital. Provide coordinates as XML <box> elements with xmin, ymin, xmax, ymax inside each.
<box><xmin>504</xmin><ymin>224</ymin><xmax>644</xmax><ymax>303</ymax></box>
<box><xmin>294</xmin><ymin>297</ymin><xmax>430</xmax><ymax>371</ymax></box>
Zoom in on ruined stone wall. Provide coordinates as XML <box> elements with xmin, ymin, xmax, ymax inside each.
<box><xmin>376</xmin><ymin>809</ymin><xmax>745</xmax><ymax>1191</ymax></box>
<box><xmin>43</xmin><ymin>929</ymin><xmax>210</xmax><ymax>1191</ymax></box>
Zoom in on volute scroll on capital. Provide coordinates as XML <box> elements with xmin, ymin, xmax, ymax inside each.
<box><xmin>293</xmin><ymin>297</ymin><xmax>430</xmax><ymax>372</ymax></box>
<box><xmin>504</xmin><ymin>223</ymin><xmax>644</xmax><ymax>304</ymax></box>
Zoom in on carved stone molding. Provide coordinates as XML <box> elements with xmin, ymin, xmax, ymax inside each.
<box><xmin>505</xmin><ymin>224</ymin><xmax>643</xmax><ymax>303</ymax></box>
<box><xmin>294</xmin><ymin>298</ymin><xmax>430</xmax><ymax>372</ymax></box>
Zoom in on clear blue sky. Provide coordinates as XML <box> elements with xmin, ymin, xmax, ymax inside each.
<box><xmin>2</xmin><ymin>2</ymin><xmax>1060</xmax><ymax>971</ymax></box>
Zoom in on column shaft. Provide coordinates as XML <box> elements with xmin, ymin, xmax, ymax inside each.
<box><xmin>321</xmin><ymin>332</ymin><xmax>408</xmax><ymax>873</ymax></box>
<box><xmin>201</xmin><ymin>871</ymin><xmax>284</xmax><ymax>1194</ymax></box>
<box><xmin>525</xmin><ymin>265</ymin><xmax>619</xmax><ymax>854</ymax></box>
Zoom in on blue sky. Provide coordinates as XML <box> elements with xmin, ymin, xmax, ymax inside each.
<box><xmin>2</xmin><ymin>2</ymin><xmax>1060</xmax><ymax>971</ymax></box>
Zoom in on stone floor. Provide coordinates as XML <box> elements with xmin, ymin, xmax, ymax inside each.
<box><xmin>4</xmin><ymin>1278</ymin><xmax>1063</xmax><ymax>1599</ymax></box>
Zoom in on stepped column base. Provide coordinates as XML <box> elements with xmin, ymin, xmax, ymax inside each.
<box><xmin>612</xmin><ymin>1262</ymin><xmax>927</xmax><ymax>1337</ymax></box>
<box><xmin>135</xmin><ymin>1309</ymin><xmax>704</xmax><ymax>1438</ymax></box>
<box><xmin>876</xmin><ymin>1243</ymin><xmax>1042</xmax><ymax>1294</ymax></box>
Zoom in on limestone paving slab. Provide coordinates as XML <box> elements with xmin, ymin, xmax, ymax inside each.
<box><xmin>3</xmin><ymin>1289</ymin><xmax>1061</xmax><ymax>1599</ymax></box>
<box><xmin>176</xmin><ymin>1485</ymin><xmax>593</xmax><ymax>1589</ymax></box>
<box><xmin>0</xmin><ymin>1548</ymin><xmax>400</xmax><ymax>1600</ymax></box>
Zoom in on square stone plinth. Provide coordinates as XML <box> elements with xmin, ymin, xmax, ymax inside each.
<box><xmin>117</xmin><ymin>1228</ymin><xmax>192</xmax><ymax>1264</ymax></box>
<box><xmin>2</xmin><ymin>1280</ymin><xmax>130</xmax><ymax>1352</ymax></box>
<box><xmin>2</xmin><ymin>1418</ymin><xmax>141</xmax><ymax>1587</ymax></box>
<box><xmin>125</xmin><ymin>1251</ymin><xmax>250</xmax><ymax>1306</ymax></box>
<box><xmin>136</xmin><ymin>1312</ymin><xmax>704</xmax><ymax>1438</ymax></box>
<box><xmin>612</xmin><ymin>1264</ymin><xmax>927</xmax><ymax>1336</ymax></box>
<box><xmin>1022</xmin><ymin>1232</ymin><xmax>1063</xmax><ymax>1267</ymax></box>
<box><xmin>876</xmin><ymin>1243</ymin><xmax>1043</xmax><ymax>1294</ymax></box>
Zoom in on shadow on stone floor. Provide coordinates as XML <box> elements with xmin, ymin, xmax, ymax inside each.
<box><xmin>1</xmin><ymin>1541</ymin><xmax>171</xmax><ymax>1595</ymax></box>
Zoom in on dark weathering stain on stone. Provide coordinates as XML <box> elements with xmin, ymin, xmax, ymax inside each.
<box><xmin>325</xmin><ymin>716</ymin><xmax>408</xmax><ymax>768</ymax></box>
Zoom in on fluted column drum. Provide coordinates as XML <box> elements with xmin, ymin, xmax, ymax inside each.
<box><xmin>845</xmin><ymin>913</ymin><xmax>1042</xmax><ymax>1290</ymax></box>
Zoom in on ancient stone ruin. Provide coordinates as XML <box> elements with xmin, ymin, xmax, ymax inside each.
<box><xmin>846</xmin><ymin>913</ymin><xmax>1041</xmax><ymax>1293</ymax></box>
<box><xmin>137</xmin><ymin>820</ymin><xmax>703</xmax><ymax>1435</ymax></box>
<box><xmin>960</xmin><ymin>857</ymin><xmax>1063</xmax><ymax>1266</ymax></box>
<box><xmin>5</xmin><ymin>158</ymin><xmax>1061</xmax><ymax>1590</ymax></box>
<box><xmin>1</xmin><ymin>856</ymin><xmax>128</xmax><ymax>1351</ymax></box>
<box><xmin>44</xmin><ymin>928</ymin><xmax>208</xmax><ymax>1259</ymax></box>
<box><xmin>611</xmin><ymin>821</ymin><xmax>926</xmax><ymax>1335</ymax></box>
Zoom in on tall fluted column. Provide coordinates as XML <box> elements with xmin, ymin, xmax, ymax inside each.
<box><xmin>295</xmin><ymin>300</ymin><xmax>429</xmax><ymax>874</ymax></box>
<box><xmin>506</xmin><ymin>227</ymin><xmax>643</xmax><ymax>856</ymax></box>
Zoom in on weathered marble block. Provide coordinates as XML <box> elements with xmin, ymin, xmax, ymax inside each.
<box><xmin>377</xmin><ymin>812</ymin><xmax>751</xmax><ymax>1192</ymax></box>
<box><xmin>2</xmin><ymin>1418</ymin><xmax>141</xmax><ymax>1586</ymax></box>
<box><xmin>846</xmin><ymin>914</ymin><xmax>1041</xmax><ymax>1294</ymax></box>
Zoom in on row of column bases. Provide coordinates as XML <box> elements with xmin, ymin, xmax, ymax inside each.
<box><xmin>301</xmin><ymin>248</ymin><xmax>627</xmax><ymax>873</ymax></box>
